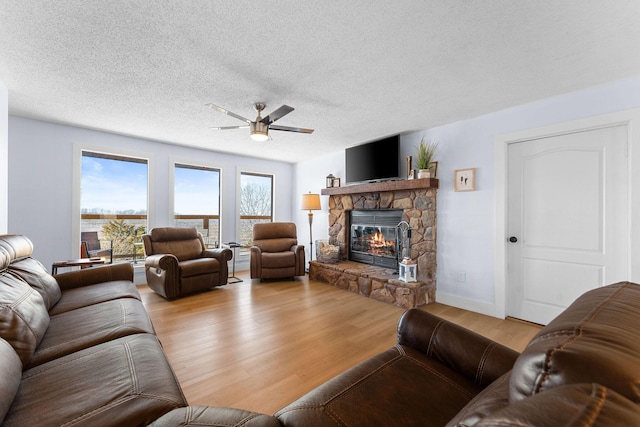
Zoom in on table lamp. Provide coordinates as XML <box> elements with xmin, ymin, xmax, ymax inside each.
<box><xmin>300</xmin><ymin>192</ymin><xmax>321</xmax><ymax>261</ymax></box>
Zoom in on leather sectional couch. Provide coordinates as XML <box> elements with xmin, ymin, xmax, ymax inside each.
<box><xmin>0</xmin><ymin>234</ymin><xmax>187</xmax><ymax>426</ymax></box>
<box><xmin>2</xmin><ymin>233</ymin><xmax>640</xmax><ymax>426</ymax></box>
<box><xmin>150</xmin><ymin>281</ymin><xmax>640</xmax><ymax>426</ymax></box>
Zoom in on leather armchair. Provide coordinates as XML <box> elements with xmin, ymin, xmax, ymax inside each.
<box><xmin>250</xmin><ymin>222</ymin><xmax>305</xmax><ymax>280</ymax></box>
<box><xmin>142</xmin><ymin>227</ymin><xmax>232</xmax><ymax>299</ymax></box>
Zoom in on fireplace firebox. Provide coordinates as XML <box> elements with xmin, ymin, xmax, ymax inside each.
<box><xmin>349</xmin><ymin>210</ymin><xmax>403</xmax><ymax>269</ymax></box>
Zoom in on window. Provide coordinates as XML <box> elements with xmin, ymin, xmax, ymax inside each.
<box><xmin>239</xmin><ymin>172</ymin><xmax>273</xmax><ymax>245</ymax></box>
<box><xmin>174</xmin><ymin>163</ymin><xmax>221</xmax><ymax>247</ymax></box>
<box><xmin>81</xmin><ymin>151</ymin><xmax>148</xmax><ymax>261</ymax></box>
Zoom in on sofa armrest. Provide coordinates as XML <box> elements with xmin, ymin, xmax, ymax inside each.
<box><xmin>145</xmin><ymin>253</ymin><xmax>179</xmax><ymax>270</ymax></box>
<box><xmin>148</xmin><ymin>406</ymin><xmax>282</xmax><ymax>427</ymax></box>
<box><xmin>291</xmin><ymin>244</ymin><xmax>306</xmax><ymax>276</ymax></box>
<box><xmin>144</xmin><ymin>254</ymin><xmax>180</xmax><ymax>298</ymax></box>
<box><xmin>397</xmin><ymin>309</ymin><xmax>519</xmax><ymax>388</ymax></box>
<box><xmin>202</xmin><ymin>247</ymin><xmax>233</xmax><ymax>282</ymax></box>
<box><xmin>250</xmin><ymin>246</ymin><xmax>262</xmax><ymax>278</ymax></box>
<box><xmin>202</xmin><ymin>247</ymin><xmax>233</xmax><ymax>262</ymax></box>
<box><xmin>54</xmin><ymin>262</ymin><xmax>133</xmax><ymax>290</ymax></box>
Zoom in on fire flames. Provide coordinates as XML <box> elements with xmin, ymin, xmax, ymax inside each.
<box><xmin>367</xmin><ymin>231</ymin><xmax>396</xmax><ymax>256</ymax></box>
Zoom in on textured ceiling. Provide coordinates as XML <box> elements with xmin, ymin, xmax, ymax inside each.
<box><xmin>1</xmin><ymin>1</ymin><xmax>639</xmax><ymax>163</ymax></box>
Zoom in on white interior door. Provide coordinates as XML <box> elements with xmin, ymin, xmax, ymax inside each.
<box><xmin>507</xmin><ymin>124</ymin><xmax>628</xmax><ymax>325</ymax></box>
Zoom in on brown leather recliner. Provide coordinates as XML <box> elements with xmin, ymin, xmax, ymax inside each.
<box><xmin>250</xmin><ymin>222</ymin><xmax>305</xmax><ymax>280</ymax></box>
<box><xmin>142</xmin><ymin>227</ymin><xmax>232</xmax><ymax>299</ymax></box>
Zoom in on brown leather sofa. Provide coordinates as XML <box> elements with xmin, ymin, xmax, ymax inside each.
<box><xmin>142</xmin><ymin>227</ymin><xmax>232</xmax><ymax>299</ymax></box>
<box><xmin>151</xmin><ymin>281</ymin><xmax>640</xmax><ymax>426</ymax></box>
<box><xmin>250</xmin><ymin>222</ymin><xmax>305</xmax><ymax>280</ymax></box>
<box><xmin>0</xmin><ymin>234</ymin><xmax>187</xmax><ymax>426</ymax></box>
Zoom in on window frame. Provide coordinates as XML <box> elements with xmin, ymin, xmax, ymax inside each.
<box><xmin>171</xmin><ymin>160</ymin><xmax>222</xmax><ymax>248</ymax></box>
<box><xmin>76</xmin><ymin>148</ymin><xmax>150</xmax><ymax>262</ymax></box>
<box><xmin>238</xmin><ymin>170</ymin><xmax>275</xmax><ymax>248</ymax></box>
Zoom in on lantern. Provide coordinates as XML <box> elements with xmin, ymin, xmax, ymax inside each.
<box><xmin>399</xmin><ymin>257</ymin><xmax>417</xmax><ymax>283</ymax></box>
<box><xmin>326</xmin><ymin>174</ymin><xmax>335</xmax><ymax>188</ymax></box>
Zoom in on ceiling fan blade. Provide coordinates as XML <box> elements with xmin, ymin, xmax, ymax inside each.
<box><xmin>261</xmin><ymin>105</ymin><xmax>294</xmax><ymax>124</ymax></box>
<box><xmin>208</xmin><ymin>125</ymin><xmax>250</xmax><ymax>130</ymax></box>
<box><xmin>205</xmin><ymin>103</ymin><xmax>252</xmax><ymax>124</ymax></box>
<box><xmin>270</xmin><ymin>124</ymin><xmax>314</xmax><ymax>134</ymax></box>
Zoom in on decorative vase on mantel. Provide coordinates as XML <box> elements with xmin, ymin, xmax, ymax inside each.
<box><xmin>417</xmin><ymin>169</ymin><xmax>431</xmax><ymax>179</ymax></box>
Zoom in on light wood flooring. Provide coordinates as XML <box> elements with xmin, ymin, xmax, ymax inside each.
<box><xmin>139</xmin><ymin>271</ymin><xmax>541</xmax><ymax>415</ymax></box>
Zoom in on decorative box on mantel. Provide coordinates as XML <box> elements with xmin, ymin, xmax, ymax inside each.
<box><xmin>314</xmin><ymin>178</ymin><xmax>438</xmax><ymax>308</ymax></box>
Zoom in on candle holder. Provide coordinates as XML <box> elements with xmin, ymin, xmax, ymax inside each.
<box><xmin>398</xmin><ymin>257</ymin><xmax>417</xmax><ymax>283</ymax></box>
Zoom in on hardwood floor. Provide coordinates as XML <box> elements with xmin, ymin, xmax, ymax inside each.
<box><xmin>139</xmin><ymin>271</ymin><xmax>541</xmax><ymax>415</ymax></box>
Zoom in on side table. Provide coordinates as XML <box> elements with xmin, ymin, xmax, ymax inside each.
<box><xmin>222</xmin><ymin>242</ymin><xmax>246</xmax><ymax>284</ymax></box>
<box><xmin>51</xmin><ymin>257</ymin><xmax>105</xmax><ymax>274</ymax></box>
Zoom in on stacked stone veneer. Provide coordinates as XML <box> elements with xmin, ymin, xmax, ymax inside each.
<box><xmin>310</xmin><ymin>186</ymin><xmax>437</xmax><ymax>308</ymax></box>
<box><xmin>309</xmin><ymin>260</ymin><xmax>433</xmax><ymax>309</ymax></box>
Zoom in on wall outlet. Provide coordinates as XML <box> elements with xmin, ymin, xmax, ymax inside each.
<box><xmin>457</xmin><ymin>271</ymin><xmax>466</xmax><ymax>283</ymax></box>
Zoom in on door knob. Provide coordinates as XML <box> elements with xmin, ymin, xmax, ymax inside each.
<box><xmin>509</xmin><ymin>236</ymin><xmax>518</xmax><ymax>243</ymax></box>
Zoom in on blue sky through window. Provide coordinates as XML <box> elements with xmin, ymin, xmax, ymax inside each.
<box><xmin>174</xmin><ymin>166</ymin><xmax>220</xmax><ymax>215</ymax></box>
<box><xmin>81</xmin><ymin>154</ymin><xmax>148</xmax><ymax>213</ymax></box>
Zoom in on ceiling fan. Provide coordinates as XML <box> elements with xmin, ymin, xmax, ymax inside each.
<box><xmin>206</xmin><ymin>102</ymin><xmax>314</xmax><ymax>141</ymax></box>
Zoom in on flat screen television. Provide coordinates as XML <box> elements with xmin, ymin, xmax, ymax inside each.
<box><xmin>345</xmin><ymin>134</ymin><xmax>400</xmax><ymax>184</ymax></box>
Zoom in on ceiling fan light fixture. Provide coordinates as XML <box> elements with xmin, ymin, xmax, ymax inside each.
<box><xmin>207</xmin><ymin>102</ymin><xmax>312</xmax><ymax>140</ymax></box>
<box><xmin>250</xmin><ymin>121</ymin><xmax>269</xmax><ymax>141</ymax></box>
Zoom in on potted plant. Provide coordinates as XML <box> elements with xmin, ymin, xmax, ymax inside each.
<box><xmin>415</xmin><ymin>138</ymin><xmax>438</xmax><ymax>179</ymax></box>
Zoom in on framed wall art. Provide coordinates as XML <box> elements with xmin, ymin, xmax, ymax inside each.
<box><xmin>430</xmin><ymin>161</ymin><xmax>438</xmax><ymax>178</ymax></box>
<box><xmin>454</xmin><ymin>168</ymin><xmax>476</xmax><ymax>192</ymax></box>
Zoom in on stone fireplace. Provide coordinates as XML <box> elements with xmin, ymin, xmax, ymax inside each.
<box><xmin>311</xmin><ymin>179</ymin><xmax>438</xmax><ymax>308</ymax></box>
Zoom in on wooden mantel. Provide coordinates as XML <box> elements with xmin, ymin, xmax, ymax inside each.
<box><xmin>321</xmin><ymin>178</ymin><xmax>439</xmax><ymax>196</ymax></box>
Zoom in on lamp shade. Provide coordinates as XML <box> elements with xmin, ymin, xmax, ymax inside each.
<box><xmin>301</xmin><ymin>193</ymin><xmax>321</xmax><ymax>210</ymax></box>
<box><xmin>250</xmin><ymin>122</ymin><xmax>269</xmax><ymax>141</ymax></box>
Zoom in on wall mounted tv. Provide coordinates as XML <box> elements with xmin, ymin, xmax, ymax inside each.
<box><xmin>345</xmin><ymin>134</ymin><xmax>400</xmax><ymax>184</ymax></box>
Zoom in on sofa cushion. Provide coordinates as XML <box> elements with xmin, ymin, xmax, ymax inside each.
<box><xmin>473</xmin><ymin>383</ymin><xmax>640</xmax><ymax>427</ymax></box>
<box><xmin>0</xmin><ymin>246</ymin><xmax>9</xmax><ymax>271</ymax></box>
<box><xmin>261</xmin><ymin>252</ymin><xmax>295</xmax><ymax>268</ymax></box>
<box><xmin>510</xmin><ymin>281</ymin><xmax>640</xmax><ymax>403</ymax></box>
<box><xmin>0</xmin><ymin>234</ymin><xmax>34</xmax><ymax>262</ymax></box>
<box><xmin>180</xmin><ymin>257</ymin><xmax>220</xmax><ymax>278</ymax></box>
<box><xmin>48</xmin><ymin>279</ymin><xmax>141</xmax><ymax>315</ymax></box>
<box><xmin>148</xmin><ymin>227</ymin><xmax>203</xmax><ymax>261</ymax></box>
<box><xmin>149</xmin><ymin>406</ymin><xmax>283</xmax><ymax>427</ymax></box>
<box><xmin>276</xmin><ymin>345</ymin><xmax>482</xmax><ymax>427</ymax></box>
<box><xmin>8</xmin><ymin>257</ymin><xmax>61</xmax><ymax>310</ymax></box>
<box><xmin>154</xmin><ymin>239</ymin><xmax>203</xmax><ymax>262</ymax></box>
<box><xmin>27</xmin><ymin>298</ymin><xmax>156</xmax><ymax>368</ymax></box>
<box><xmin>253</xmin><ymin>222</ymin><xmax>297</xmax><ymax>240</ymax></box>
<box><xmin>445</xmin><ymin>371</ymin><xmax>512</xmax><ymax>427</ymax></box>
<box><xmin>54</xmin><ymin>262</ymin><xmax>134</xmax><ymax>290</ymax></box>
<box><xmin>0</xmin><ymin>270</ymin><xmax>50</xmax><ymax>366</ymax></box>
<box><xmin>0</xmin><ymin>338</ymin><xmax>22</xmax><ymax>425</ymax></box>
<box><xmin>3</xmin><ymin>334</ymin><xmax>187</xmax><ymax>426</ymax></box>
<box><xmin>254</xmin><ymin>238</ymin><xmax>297</xmax><ymax>253</ymax></box>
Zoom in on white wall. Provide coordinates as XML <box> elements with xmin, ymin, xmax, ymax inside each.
<box><xmin>8</xmin><ymin>117</ymin><xmax>295</xmax><ymax>272</ymax></box>
<box><xmin>293</xmin><ymin>150</ymin><xmax>343</xmax><ymax>267</ymax></box>
<box><xmin>0</xmin><ymin>79</ymin><xmax>7</xmax><ymax>234</ymax></box>
<box><xmin>293</xmin><ymin>77</ymin><xmax>640</xmax><ymax>317</ymax></box>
